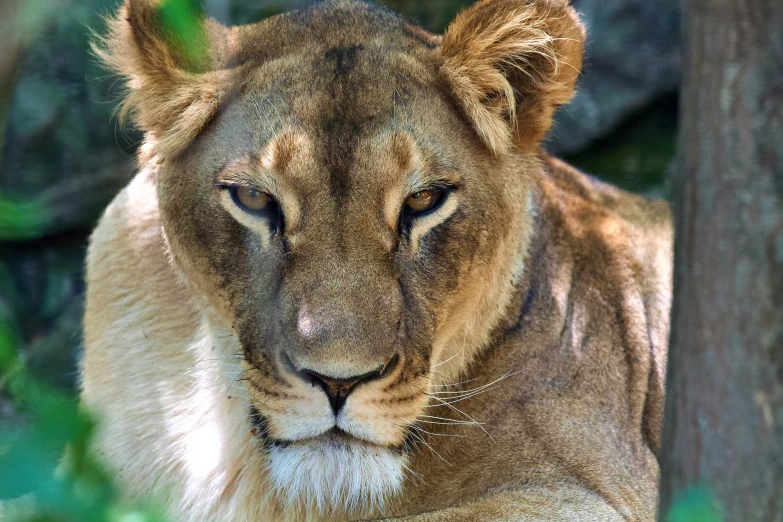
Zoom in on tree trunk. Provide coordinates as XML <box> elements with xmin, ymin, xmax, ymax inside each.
<box><xmin>659</xmin><ymin>0</ymin><xmax>783</xmax><ymax>520</ymax></box>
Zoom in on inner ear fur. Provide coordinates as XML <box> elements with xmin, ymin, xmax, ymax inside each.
<box><xmin>94</xmin><ymin>0</ymin><xmax>236</xmax><ymax>158</ymax></box>
<box><xmin>441</xmin><ymin>0</ymin><xmax>586</xmax><ymax>154</ymax></box>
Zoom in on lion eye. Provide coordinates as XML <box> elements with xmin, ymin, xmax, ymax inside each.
<box><xmin>233</xmin><ymin>187</ymin><xmax>271</xmax><ymax>213</ymax></box>
<box><xmin>405</xmin><ymin>190</ymin><xmax>444</xmax><ymax>215</ymax></box>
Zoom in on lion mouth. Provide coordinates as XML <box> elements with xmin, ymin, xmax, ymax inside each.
<box><xmin>249</xmin><ymin>405</ymin><xmax>409</xmax><ymax>454</ymax></box>
<box><xmin>272</xmin><ymin>428</ymin><xmax>393</xmax><ymax>450</ymax></box>
<box><xmin>268</xmin><ymin>427</ymin><xmax>408</xmax><ymax>457</ymax></box>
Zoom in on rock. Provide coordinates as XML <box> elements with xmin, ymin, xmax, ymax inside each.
<box><xmin>548</xmin><ymin>0</ymin><xmax>682</xmax><ymax>154</ymax></box>
<box><xmin>563</xmin><ymin>93</ymin><xmax>677</xmax><ymax>196</ymax></box>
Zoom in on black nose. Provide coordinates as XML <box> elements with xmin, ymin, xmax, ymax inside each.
<box><xmin>302</xmin><ymin>368</ymin><xmax>383</xmax><ymax>415</ymax></box>
<box><xmin>283</xmin><ymin>353</ymin><xmax>400</xmax><ymax>416</ymax></box>
<box><xmin>281</xmin><ymin>352</ymin><xmax>400</xmax><ymax>415</ymax></box>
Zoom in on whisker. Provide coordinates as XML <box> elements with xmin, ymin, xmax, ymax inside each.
<box><xmin>250</xmin><ymin>94</ymin><xmax>275</xmax><ymax>136</ymax></box>
<box><xmin>409</xmin><ymin>425</ymin><xmax>464</xmax><ymax>438</ymax></box>
<box><xmin>262</xmin><ymin>94</ymin><xmax>284</xmax><ymax>127</ymax></box>
<box><xmin>428</xmin><ymin>385</ymin><xmax>499</xmax><ymax>399</ymax></box>
<box><xmin>276</xmin><ymin>93</ymin><xmax>290</xmax><ymax>115</ymax></box>
<box><xmin>431</xmin><ymin>351</ymin><xmax>461</xmax><ymax>369</ymax></box>
<box><xmin>408</xmin><ymin>428</ymin><xmax>450</xmax><ymax>465</ymax></box>
<box><xmin>428</xmin><ymin>376</ymin><xmax>508</xmax><ymax>395</ymax></box>
<box><xmin>401</xmin><ymin>461</ymin><xmax>420</xmax><ymax>481</ymax></box>
<box><xmin>428</xmin><ymin>371</ymin><xmax>518</xmax><ymax>399</ymax></box>
<box><xmin>427</xmin><ymin>396</ymin><xmax>494</xmax><ymax>442</ymax></box>
<box><xmin>428</xmin><ymin>386</ymin><xmax>500</xmax><ymax>405</ymax></box>
<box><xmin>415</xmin><ymin>418</ymin><xmax>482</xmax><ymax>427</ymax></box>
<box><xmin>428</xmin><ymin>378</ymin><xmax>481</xmax><ymax>388</ymax></box>
<box><xmin>228</xmin><ymin>368</ymin><xmax>252</xmax><ymax>390</ymax></box>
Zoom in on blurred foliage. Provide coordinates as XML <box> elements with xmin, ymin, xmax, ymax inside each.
<box><xmin>0</xmin><ymin>316</ymin><xmax>166</xmax><ymax>521</ymax></box>
<box><xmin>0</xmin><ymin>236</ymin><xmax>85</xmax><ymax>389</ymax></box>
<box><xmin>564</xmin><ymin>94</ymin><xmax>678</xmax><ymax>198</ymax></box>
<box><xmin>0</xmin><ymin>1</ymin><xmax>186</xmax><ymax>519</ymax></box>
<box><xmin>160</xmin><ymin>0</ymin><xmax>210</xmax><ymax>71</ymax></box>
<box><xmin>0</xmin><ymin>0</ymin><xmax>677</xmax><ymax>520</ymax></box>
<box><xmin>665</xmin><ymin>485</ymin><xmax>725</xmax><ymax>522</ymax></box>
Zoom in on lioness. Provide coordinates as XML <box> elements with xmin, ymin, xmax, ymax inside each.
<box><xmin>81</xmin><ymin>0</ymin><xmax>673</xmax><ymax>520</ymax></box>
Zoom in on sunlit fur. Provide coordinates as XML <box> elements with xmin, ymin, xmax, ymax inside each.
<box><xmin>82</xmin><ymin>1</ymin><xmax>672</xmax><ymax>521</ymax></box>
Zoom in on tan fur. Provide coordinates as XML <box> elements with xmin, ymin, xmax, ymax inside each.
<box><xmin>82</xmin><ymin>1</ymin><xmax>672</xmax><ymax>521</ymax></box>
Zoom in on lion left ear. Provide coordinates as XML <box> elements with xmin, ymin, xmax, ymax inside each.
<box><xmin>441</xmin><ymin>0</ymin><xmax>586</xmax><ymax>155</ymax></box>
<box><xmin>94</xmin><ymin>0</ymin><xmax>236</xmax><ymax>158</ymax></box>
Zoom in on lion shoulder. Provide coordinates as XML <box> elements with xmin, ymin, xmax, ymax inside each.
<box><xmin>539</xmin><ymin>156</ymin><xmax>673</xmax><ymax>449</ymax></box>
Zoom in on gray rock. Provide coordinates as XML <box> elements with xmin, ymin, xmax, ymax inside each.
<box><xmin>549</xmin><ymin>0</ymin><xmax>681</xmax><ymax>154</ymax></box>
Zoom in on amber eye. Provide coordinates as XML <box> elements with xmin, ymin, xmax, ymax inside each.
<box><xmin>405</xmin><ymin>189</ymin><xmax>444</xmax><ymax>215</ymax></box>
<box><xmin>233</xmin><ymin>186</ymin><xmax>271</xmax><ymax>213</ymax></box>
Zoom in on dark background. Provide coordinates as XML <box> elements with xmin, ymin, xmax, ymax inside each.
<box><xmin>0</xmin><ymin>0</ymin><xmax>679</xmax><ymax>423</ymax></box>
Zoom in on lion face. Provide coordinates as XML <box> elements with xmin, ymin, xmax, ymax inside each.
<box><xmin>101</xmin><ymin>0</ymin><xmax>584</xmax><ymax>512</ymax></box>
<box><xmin>161</xmin><ymin>44</ymin><xmax>526</xmax><ymax>509</ymax></box>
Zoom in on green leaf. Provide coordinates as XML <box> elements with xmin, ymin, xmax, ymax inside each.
<box><xmin>0</xmin><ymin>196</ymin><xmax>49</xmax><ymax>241</ymax></box>
<box><xmin>158</xmin><ymin>0</ymin><xmax>208</xmax><ymax>72</ymax></box>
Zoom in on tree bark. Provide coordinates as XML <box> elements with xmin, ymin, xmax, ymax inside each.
<box><xmin>659</xmin><ymin>0</ymin><xmax>783</xmax><ymax>520</ymax></box>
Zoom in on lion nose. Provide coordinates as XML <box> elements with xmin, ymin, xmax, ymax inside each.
<box><xmin>302</xmin><ymin>368</ymin><xmax>382</xmax><ymax>415</ymax></box>
<box><xmin>289</xmin><ymin>353</ymin><xmax>400</xmax><ymax>415</ymax></box>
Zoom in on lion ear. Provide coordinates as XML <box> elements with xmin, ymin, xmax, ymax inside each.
<box><xmin>95</xmin><ymin>0</ymin><xmax>234</xmax><ymax>157</ymax></box>
<box><xmin>441</xmin><ymin>0</ymin><xmax>586</xmax><ymax>154</ymax></box>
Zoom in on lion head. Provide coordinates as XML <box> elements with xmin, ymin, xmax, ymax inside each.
<box><xmin>97</xmin><ymin>0</ymin><xmax>584</xmax><ymax>513</ymax></box>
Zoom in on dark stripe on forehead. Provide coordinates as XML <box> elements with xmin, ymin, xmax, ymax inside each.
<box><xmin>321</xmin><ymin>45</ymin><xmax>368</xmax><ymax>201</ymax></box>
<box><xmin>325</xmin><ymin>45</ymin><xmax>364</xmax><ymax>78</ymax></box>
<box><xmin>323</xmin><ymin>118</ymin><xmax>359</xmax><ymax>200</ymax></box>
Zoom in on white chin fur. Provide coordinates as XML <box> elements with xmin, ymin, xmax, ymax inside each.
<box><xmin>266</xmin><ymin>433</ymin><xmax>405</xmax><ymax>515</ymax></box>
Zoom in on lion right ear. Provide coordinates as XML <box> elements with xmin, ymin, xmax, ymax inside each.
<box><xmin>440</xmin><ymin>0</ymin><xmax>586</xmax><ymax>155</ymax></box>
<box><xmin>95</xmin><ymin>0</ymin><xmax>235</xmax><ymax>157</ymax></box>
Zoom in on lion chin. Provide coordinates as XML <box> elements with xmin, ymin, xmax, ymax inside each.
<box><xmin>265</xmin><ymin>431</ymin><xmax>406</xmax><ymax>515</ymax></box>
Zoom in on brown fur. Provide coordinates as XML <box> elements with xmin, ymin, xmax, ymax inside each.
<box><xmin>82</xmin><ymin>1</ymin><xmax>672</xmax><ymax>520</ymax></box>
